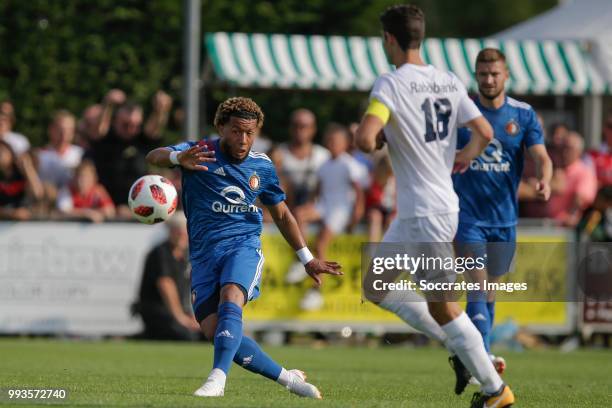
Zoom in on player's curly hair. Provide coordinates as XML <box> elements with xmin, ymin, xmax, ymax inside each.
<box><xmin>213</xmin><ymin>97</ymin><xmax>264</xmax><ymax>129</ymax></box>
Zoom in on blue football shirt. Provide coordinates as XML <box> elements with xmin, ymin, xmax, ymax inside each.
<box><xmin>167</xmin><ymin>139</ymin><xmax>286</xmax><ymax>264</ymax></box>
<box><xmin>453</xmin><ymin>97</ymin><xmax>544</xmax><ymax>227</ymax></box>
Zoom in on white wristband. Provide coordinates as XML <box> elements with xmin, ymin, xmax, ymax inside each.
<box><xmin>169</xmin><ymin>150</ymin><xmax>180</xmax><ymax>165</ymax></box>
<box><xmin>296</xmin><ymin>247</ymin><xmax>314</xmax><ymax>265</ymax></box>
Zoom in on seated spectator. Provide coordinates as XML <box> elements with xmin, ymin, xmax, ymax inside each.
<box><xmin>365</xmin><ymin>153</ymin><xmax>396</xmax><ymax>242</ymax></box>
<box><xmin>133</xmin><ymin>212</ymin><xmax>200</xmax><ymax>341</ymax></box>
<box><xmin>0</xmin><ymin>140</ymin><xmax>42</xmax><ymax>220</ymax></box>
<box><xmin>279</xmin><ymin>109</ymin><xmax>330</xmax><ymax>210</ymax></box>
<box><xmin>0</xmin><ymin>107</ymin><xmax>30</xmax><ymax>157</ymax></box>
<box><xmin>288</xmin><ymin>124</ymin><xmax>365</xmax><ymax>310</ymax></box>
<box><xmin>547</xmin><ymin>132</ymin><xmax>598</xmax><ymax>226</ymax></box>
<box><xmin>87</xmin><ymin>90</ymin><xmax>173</xmax><ymax>218</ymax></box>
<box><xmin>56</xmin><ymin>160</ymin><xmax>115</xmax><ymax>223</ymax></box>
<box><xmin>37</xmin><ymin>110</ymin><xmax>84</xmax><ymax>189</ymax></box>
<box><xmin>577</xmin><ymin>186</ymin><xmax>612</xmax><ymax>242</ymax></box>
<box><xmin>587</xmin><ymin>109</ymin><xmax>612</xmax><ymax>186</ymax></box>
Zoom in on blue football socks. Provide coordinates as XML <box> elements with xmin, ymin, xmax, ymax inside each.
<box><xmin>466</xmin><ymin>300</ymin><xmax>491</xmax><ymax>352</ymax></box>
<box><xmin>233</xmin><ymin>336</ymin><xmax>283</xmax><ymax>381</ymax></box>
<box><xmin>487</xmin><ymin>301</ymin><xmax>496</xmax><ymax>337</ymax></box>
<box><xmin>213</xmin><ymin>302</ymin><xmax>244</xmax><ymax>374</ymax></box>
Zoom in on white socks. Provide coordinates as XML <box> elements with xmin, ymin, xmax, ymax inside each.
<box><xmin>276</xmin><ymin>368</ymin><xmax>291</xmax><ymax>387</ymax></box>
<box><xmin>379</xmin><ymin>290</ymin><xmax>449</xmax><ymax>346</ymax></box>
<box><xmin>441</xmin><ymin>313</ymin><xmax>503</xmax><ymax>394</ymax></box>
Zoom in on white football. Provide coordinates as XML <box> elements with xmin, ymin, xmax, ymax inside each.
<box><xmin>128</xmin><ymin>175</ymin><xmax>178</xmax><ymax>224</ymax></box>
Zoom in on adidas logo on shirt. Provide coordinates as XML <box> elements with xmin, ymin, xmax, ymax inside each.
<box><xmin>214</xmin><ymin>167</ymin><xmax>226</xmax><ymax>176</ymax></box>
<box><xmin>216</xmin><ymin>329</ymin><xmax>233</xmax><ymax>338</ymax></box>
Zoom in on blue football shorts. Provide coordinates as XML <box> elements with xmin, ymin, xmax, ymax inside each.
<box><xmin>191</xmin><ymin>241</ymin><xmax>264</xmax><ymax>323</ymax></box>
<box><xmin>455</xmin><ymin>223</ymin><xmax>516</xmax><ymax>277</ymax></box>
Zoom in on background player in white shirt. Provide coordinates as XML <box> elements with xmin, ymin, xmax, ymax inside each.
<box><xmin>355</xmin><ymin>5</ymin><xmax>513</xmax><ymax>408</ymax></box>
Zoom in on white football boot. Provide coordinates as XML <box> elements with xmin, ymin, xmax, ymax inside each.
<box><xmin>193</xmin><ymin>368</ymin><xmax>225</xmax><ymax>397</ymax></box>
<box><xmin>286</xmin><ymin>369</ymin><xmax>322</xmax><ymax>399</ymax></box>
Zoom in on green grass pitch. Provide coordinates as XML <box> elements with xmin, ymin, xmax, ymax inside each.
<box><xmin>0</xmin><ymin>339</ymin><xmax>610</xmax><ymax>407</ymax></box>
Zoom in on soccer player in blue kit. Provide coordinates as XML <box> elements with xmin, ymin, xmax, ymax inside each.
<box><xmin>146</xmin><ymin>97</ymin><xmax>342</xmax><ymax>398</ymax></box>
<box><xmin>453</xmin><ymin>48</ymin><xmax>552</xmax><ymax>383</ymax></box>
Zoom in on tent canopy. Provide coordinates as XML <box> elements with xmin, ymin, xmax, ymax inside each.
<box><xmin>495</xmin><ymin>0</ymin><xmax>612</xmax><ymax>86</ymax></box>
<box><xmin>205</xmin><ymin>32</ymin><xmax>610</xmax><ymax>95</ymax></box>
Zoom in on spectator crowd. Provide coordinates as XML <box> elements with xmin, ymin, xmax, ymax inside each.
<box><xmin>0</xmin><ymin>89</ymin><xmax>174</xmax><ymax>222</ymax></box>
<box><xmin>3</xmin><ymin>89</ymin><xmax>612</xmax><ymax>233</ymax></box>
<box><xmin>3</xmin><ymin>91</ymin><xmax>612</xmax><ymax>234</ymax></box>
<box><xmin>4</xmin><ymin>90</ymin><xmax>612</xmax><ymax>328</ymax></box>
<box><xmin>519</xmin><ymin>114</ymin><xmax>612</xmax><ymax>227</ymax></box>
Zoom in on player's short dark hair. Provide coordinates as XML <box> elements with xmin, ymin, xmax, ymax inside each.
<box><xmin>380</xmin><ymin>4</ymin><xmax>425</xmax><ymax>51</ymax></box>
<box><xmin>214</xmin><ymin>97</ymin><xmax>264</xmax><ymax>129</ymax></box>
<box><xmin>476</xmin><ymin>48</ymin><xmax>507</xmax><ymax>69</ymax></box>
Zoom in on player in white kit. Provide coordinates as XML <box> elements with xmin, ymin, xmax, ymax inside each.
<box><xmin>355</xmin><ymin>5</ymin><xmax>514</xmax><ymax>408</ymax></box>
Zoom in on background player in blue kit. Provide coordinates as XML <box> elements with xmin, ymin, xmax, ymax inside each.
<box><xmin>146</xmin><ymin>97</ymin><xmax>342</xmax><ymax>398</ymax></box>
<box><xmin>453</xmin><ymin>48</ymin><xmax>553</xmax><ymax>379</ymax></box>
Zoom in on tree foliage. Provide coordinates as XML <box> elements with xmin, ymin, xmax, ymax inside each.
<box><xmin>0</xmin><ymin>0</ymin><xmax>557</xmax><ymax>146</ymax></box>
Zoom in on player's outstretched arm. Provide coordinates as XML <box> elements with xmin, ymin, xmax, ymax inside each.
<box><xmin>453</xmin><ymin>116</ymin><xmax>493</xmax><ymax>173</ymax></box>
<box><xmin>528</xmin><ymin>144</ymin><xmax>553</xmax><ymax>201</ymax></box>
<box><xmin>146</xmin><ymin>146</ymin><xmax>216</xmax><ymax>171</ymax></box>
<box><xmin>267</xmin><ymin>201</ymin><xmax>342</xmax><ymax>286</ymax></box>
<box><xmin>356</xmin><ymin>115</ymin><xmax>387</xmax><ymax>153</ymax></box>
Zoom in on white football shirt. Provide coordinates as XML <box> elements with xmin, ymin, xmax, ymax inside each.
<box><xmin>370</xmin><ymin>63</ymin><xmax>481</xmax><ymax>219</ymax></box>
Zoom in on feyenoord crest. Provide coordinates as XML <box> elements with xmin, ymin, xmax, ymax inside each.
<box><xmin>248</xmin><ymin>173</ymin><xmax>260</xmax><ymax>190</ymax></box>
<box><xmin>505</xmin><ymin>119</ymin><xmax>520</xmax><ymax>136</ymax></box>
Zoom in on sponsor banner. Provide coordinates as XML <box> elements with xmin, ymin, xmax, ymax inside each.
<box><xmin>0</xmin><ymin>222</ymin><xmax>165</xmax><ymax>335</ymax></box>
<box><xmin>582</xmin><ymin>301</ymin><xmax>612</xmax><ymax>325</ymax></box>
<box><xmin>0</xmin><ymin>222</ymin><xmax>574</xmax><ymax>335</ymax></box>
<box><xmin>246</xmin><ymin>232</ymin><xmax>573</xmax><ymax>330</ymax></box>
<box><xmin>580</xmin><ymin>299</ymin><xmax>612</xmax><ymax>335</ymax></box>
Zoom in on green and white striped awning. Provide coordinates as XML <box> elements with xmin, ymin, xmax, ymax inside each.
<box><xmin>205</xmin><ymin>32</ymin><xmax>610</xmax><ymax>95</ymax></box>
